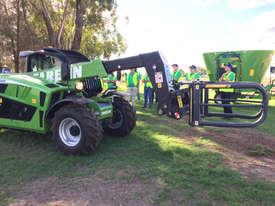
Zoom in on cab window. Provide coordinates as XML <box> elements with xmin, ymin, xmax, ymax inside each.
<box><xmin>29</xmin><ymin>54</ymin><xmax>61</xmax><ymax>72</ymax></box>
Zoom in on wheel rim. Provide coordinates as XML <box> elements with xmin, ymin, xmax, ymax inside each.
<box><xmin>109</xmin><ymin>108</ymin><xmax>123</xmax><ymax>129</ymax></box>
<box><xmin>59</xmin><ymin>117</ymin><xmax>81</xmax><ymax>147</ymax></box>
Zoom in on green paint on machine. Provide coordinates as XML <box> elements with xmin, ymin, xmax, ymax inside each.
<box><xmin>203</xmin><ymin>50</ymin><xmax>274</xmax><ymax>83</ymax></box>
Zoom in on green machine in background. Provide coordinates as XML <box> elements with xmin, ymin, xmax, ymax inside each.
<box><xmin>203</xmin><ymin>50</ymin><xmax>275</xmax><ymax>99</ymax></box>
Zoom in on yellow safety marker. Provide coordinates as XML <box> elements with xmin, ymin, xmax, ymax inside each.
<box><xmin>177</xmin><ymin>96</ymin><xmax>183</xmax><ymax>108</ymax></box>
<box><xmin>249</xmin><ymin>69</ymin><xmax>255</xmax><ymax>77</ymax></box>
<box><xmin>205</xmin><ymin>84</ymin><xmax>231</xmax><ymax>89</ymax></box>
<box><xmin>32</xmin><ymin>98</ymin><xmax>37</xmax><ymax>104</ymax></box>
<box><xmin>230</xmin><ymin>57</ymin><xmax>239</xmax><ymax>61</ymax></box>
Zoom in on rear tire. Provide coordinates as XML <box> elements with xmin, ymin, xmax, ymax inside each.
<box><xmin>52</xmin><ymin>104</ymin><xmax>102</xmax><ymax>155</ymax></box>
<box><xmin>103</xmin><ymin>97</ymin><xmax>136</xmax><ymax>137</ymax></box>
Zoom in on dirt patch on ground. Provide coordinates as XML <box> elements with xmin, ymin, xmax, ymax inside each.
<box><xmin>136</xmin><ymin>116</ymin><xmax>275</xmax><ymax>182</ymax></box>
<box><xmin>8</xmin><ymin>172</ymin><xmax>158</xmax><ymax>206</ymax></box>
<box><xmin>175</xmin><ymin>122</ymin><xmax>275</xmax><ymax>182</ymax></box>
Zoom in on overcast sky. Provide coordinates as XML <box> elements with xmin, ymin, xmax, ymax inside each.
<box><xmin>116</xmin><ymin>0</ymin><xmax>275</xmax><ymax>72</ymax></box>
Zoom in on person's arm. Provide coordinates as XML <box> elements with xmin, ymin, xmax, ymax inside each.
<box><xmin>136</xmin><ymin>73</ymin><xmax>141</xmax><ymax>85</ymax></box>
<box><xmin>178</xmin><ymin>71</ymin><xmax>182</xmax><ymax>81</ymax></box>
<box><xmin>142</xmin><ymin>78</ymin><xmax>150</xmax><ymax>83</ymax></box>
<box><xmin>218</xmin><ymin>72</ymin><xmax>226</xmax><ymax>82</ymax></box>
<box><xmin>107</xmin><ymin>79</ymin><xmax>115</xmax><ymax>83</ymax></box>
<box><xmin>113</xmin><ymin>76</ymin><xmax>117</xmax><ymax>83</ymax></box>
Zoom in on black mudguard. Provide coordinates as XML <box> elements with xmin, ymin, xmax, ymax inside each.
<box><xmin>46</xmin><ymin>96</ymin><xmax>94</xmax><ymax>119</ymax></box>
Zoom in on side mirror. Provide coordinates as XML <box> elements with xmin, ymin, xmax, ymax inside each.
<box><xmin>61</xmin><ymin>62</ymin><xmax>70</xmax><ymax>81</ymax></box>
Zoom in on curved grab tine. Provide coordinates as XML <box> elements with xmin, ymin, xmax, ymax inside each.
<box><xmin>192</xmin><ymin>81</ymin><xmax>269</xmax><ymax>128</ymax></box>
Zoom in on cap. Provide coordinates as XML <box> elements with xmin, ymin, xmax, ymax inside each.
<box><xmin>189</xmin><ymin>65</ymin><xmax>197</xmax><ymax>69</ymax></box>
<box><xmin>171</xmin><ymin>64</ymin><xmax>178</xmax><ymax>67</ymax></box>
<box><xmin>225</xmin><ymin>63</ymin><xmax>232</xmax><ymax>69</ymax></box>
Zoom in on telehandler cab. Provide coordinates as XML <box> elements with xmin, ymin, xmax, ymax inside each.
<box><xmin>0</xmin><ymin>48</ymin><xmax>268</xmax><ymax>154</ymax></box>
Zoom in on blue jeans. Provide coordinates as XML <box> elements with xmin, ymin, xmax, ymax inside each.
<box><xmin>144</xmin><ymin>87</ymin><xmax>153</xmax><ymax>107</ymax></box>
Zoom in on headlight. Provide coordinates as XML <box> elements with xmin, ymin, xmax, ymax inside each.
<box><xmin>75</xmin><ymin>82</ymin><xmax>84</xmax><ymax>90</ymax></box>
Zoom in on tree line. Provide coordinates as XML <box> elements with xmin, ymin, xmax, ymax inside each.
<box><xmin>0</xmin><ymin>0</ymin><xmax>126</xmax><ymax>72</ymax></box>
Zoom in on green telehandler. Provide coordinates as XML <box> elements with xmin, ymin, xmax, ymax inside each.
<box><xmin>0</xmin><ymin>48</ymin><xmax>136</xmax><ymax>155</ymax></box>
<box><xmin>0</xmin><ymin>48</ymin><xmax>269</xmax><ymax>155</ymax></box>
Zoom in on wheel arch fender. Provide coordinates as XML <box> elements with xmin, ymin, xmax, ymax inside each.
<box><xmin>102</xmin><ymin>90</ymin><xmax>130</xmax><ymax>98</ymax></box>
<box><xmin>46</xmin><ymin>96</ymin><xmax>95</xmax><ymax>120</ymax></box>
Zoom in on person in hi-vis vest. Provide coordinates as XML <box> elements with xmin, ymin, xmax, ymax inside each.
<box><xmin>126</xmin><ymin>69</ymin><xmax>139</xmax><ymax>106</ymax></box>
<box><xmin>142</xmin><ymin>74</ymin><xmax>153</xmax><ymax>108</ymax></box>
<box><xmin>171</xmin><ymin>64</ymin><xmax>183</xmax><ymax>82</ymax></box>
<box><xmin>106</xmin><ymin>72</ymin><xmax>117</xmax><ymax>89</ymax></box>
<box><xmin>186</xmin><ymin>65</ymin><xmax>200</xmax><ymax>81</ymax></box>
<box><xmin>218</xmin><ymin>63</ymin><xmax>235</xmax><ymax>114</ymax></box>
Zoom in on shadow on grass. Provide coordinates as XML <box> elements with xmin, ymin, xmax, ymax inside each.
<box><xmin>0</xmin><ymin>102</ymin><xmax>275</xmax><ymax>205</ymax></box>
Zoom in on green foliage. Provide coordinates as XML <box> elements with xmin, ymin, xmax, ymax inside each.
<box><xmin>0</xmin><ymin>0</ymin><xmax>127</xmax><ymax>71</ymax></box>
<box><xmin>0</xmin><ymin>0</ymin><xmax>48</xmax><ymax>71</ymax></box>
<box><xmin>27</xmin><ymin>0</ymin><xmax>127</xmax><ymax>57</ymax></box>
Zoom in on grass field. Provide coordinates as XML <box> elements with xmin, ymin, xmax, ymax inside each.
<box><xmin>0</xmin><ymin>84</ymin><xmax>275</xmax><ymax>206</ymax></box>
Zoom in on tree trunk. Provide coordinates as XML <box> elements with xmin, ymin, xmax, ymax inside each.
<box><xmin>56</xmin><ymin>0</ymin><xmax>69</xmax><ymax>48</ymax></box>
<box><xmin>40</xmin><ymin>0</ymin><xmax>55</xmax><ymax>46</ymax></box>
<box><xmin>71</xmin><ymin>0</ymin><xmax>84</xmax><ymax>51</ymax></box>
<box><xmin>11</xmin><ymin>38</ymin><xmax>17</xmax><ymax>73</ymax></box>
<box><xmin>28</xmin><ymin>0</ymin><xmax>55</xmax><ymax>46</ymax></box>
<box><xmin>15</xmin><ymin>0</ymin><xmax>20</xmax><ymax>73</ymax></box>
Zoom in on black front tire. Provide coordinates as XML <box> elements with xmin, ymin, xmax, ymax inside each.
<box><xmin>52</xmin><ymin>104</ymin><xmax>102</xmax><ymax>155</ymax></box>
<box><xmin>103</xmin><ymin>97</ymin><xmax>136</xmax><ymax>137</ymax></box>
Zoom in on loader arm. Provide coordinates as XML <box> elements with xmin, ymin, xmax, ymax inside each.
<box><xmin>102</xmin><ymin>51</ymin><xmax>172</xmax><ymax>115</ymax></box>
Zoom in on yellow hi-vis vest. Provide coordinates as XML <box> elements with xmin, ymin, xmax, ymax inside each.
<box><xmin>127</xmin><ymin>72</ymin><xmax>138</xmax><ymax>87</ymax></box>
<box><xmin>143</xmin><ymin>75</ymin><xmax>153</xmax><ymax>88</ymax></box>
<box><xmin>172</xmin><ymin>70</ymin><xmax>183</xmax><ymax>82</ymax></box>
<box><xmin>186</xmin><ymin>72</ymin><xmax>199</xmax><ymax>81</ymax></box>
<box><xmin>220</xmin><ymin>71</ymin><xmax>235</xmax><ymax>92</ymax></box>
